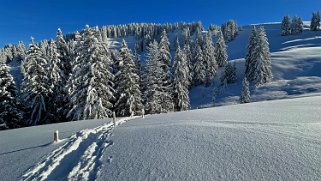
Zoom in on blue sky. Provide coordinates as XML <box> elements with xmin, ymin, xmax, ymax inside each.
<box><xmin>0</xmin><ymin>0</ymin><xmax>320</xmax><ymax>47</ymax></box>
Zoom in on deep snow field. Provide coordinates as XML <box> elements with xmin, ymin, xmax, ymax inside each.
<box><xmin>2</xmin><ymin>22</ymin><xmax>321</xmax><ymax>180</ymax></box>
<box><xmin>191</xmin><ymin>22</ymin><xmax>321</xmax><ymax>108</ymax></box>
<box><xmin>1</xmin><ymin>95</ymin><xmax>321</xmax><ymax>180</ymax></box>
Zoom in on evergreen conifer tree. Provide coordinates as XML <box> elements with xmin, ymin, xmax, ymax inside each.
<box><xmin>204</xmin><ymin>32</ymin><xmax>217</xmax><ymax>85</ymax></box>
<box><xmin>215</xmin><ymin>29</ymin><xmax>228</xmax><ymax>67</ymax></box>
<box><xmin>159</xmin><ymin>30</ymin><xmax>172</xmax><ymax>76</ymax></box>
<box><xmin>240</xmin><ymin>77</ymin><xmax>251</xmax><ymax>104</ymax></box>
<box><xmin>144</xmin><ymin>41</ymin><xmax>174</xmax><ymax>114</ymax></box>
<box><xmin>193</xmin><ymin>44</ymin><xmax>206</xmax><ymax>85</ymax></box>
<box><xmin>298</xmin><ymin>17</ymin><xmax>304</xmax><ymax>34</ymax></box>
<box><xmin>56</xmin><ymin>28</ymin><xmax>73</xmax><ymax>120</ymax></box>
<box><xmin>221</xmin><ymin>62</ymin><xmax>237</xmax><ymax>84</ymax></box>
<box><xmin>114</xmin><ymin>40</ymin><xmax>143</xmax><ymax>116</ymax></box>
<box><xmin>0</xmin><ymin>63</ymin><xmax>23</xmax><ymax>129</ymax></box>
<box><xmin>47</xmin><ymin>40</ymin><xmax>63</xmax><ymax>121</ymax></box>
<box><xmin>67</xmin><ymin>26</ymin><xmax>114</xmax><ymax>120</ymax></box>
<box><xmin>172</xmin><ymin>46</ymin><xmax>190</xmax><ymax>111</ymax></box>
<box><xmin>281</xmin><ymin>16</ymin><xmax>291</xmax><ymax>36</ymax></box>
<box><xmin>21</xmin><ymin>37</ymin><xmax>51</xmax><ymax>125</ymax></box>
<box><xmin>183</xmin><ymin>43</ymin><xmax>193</xmax><ymax>87</ymax></box>
<box><xmin>252</xmin><ymin>27</ymin><xmax>273</xmax><ymax>86</ymax></box>
<box><xmin>291</xmin><ymin>16</ymin><xmax>301</xmax><ymax>35</ymax></box>
<box><xmin>245</xmin><ymin>26</ymin><xmax>257</xmax><ymax>80</ymax></box>
<box><xmin>310</xmin><ymin>11</ymin><xmax>320</xmax><ymax>31</ymax></box>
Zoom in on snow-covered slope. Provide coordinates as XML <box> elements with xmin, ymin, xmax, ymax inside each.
<box><xmin>1</xmin><ymin>95</ymin><xmax>321</xmax><ymax>180</ymax></box>
<box><xmin>9</xmin><ymin>22</ymin><xmax>321</xmax><ymax>109</ymax></box>
<box><xmin>0</xmin><ymin>117</ymin><xmax>135</xmax><ymax>180</ymax></box>
<box><xmin>191</xmin><ymin>23</ymin><xmax>321</xmax><ymax>108</ymax></box>
<box><xmin>97</xmin><ymin>95</ymin><xmax>321</xmax><ymax>180</ymax></box>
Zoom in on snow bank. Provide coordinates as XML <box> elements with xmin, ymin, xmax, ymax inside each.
<box><xmin>99</xmin><ymin>96</ymin><xmax>321</xmax><ymax>180</ymax></box>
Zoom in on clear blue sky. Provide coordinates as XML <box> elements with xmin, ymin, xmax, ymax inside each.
<box><xmin>0</xmin><ymin>0</ymin><xmax>320</xmax><ymax>47</ymax></box>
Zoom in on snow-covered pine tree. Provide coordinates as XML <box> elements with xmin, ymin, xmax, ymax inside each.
<box><xmin>193</xmin><ymin>43</ymin><xmax>206</xmax><ymax>86</ymax></box>
<box><xmin>39</xmin><ymin>40</ymin><xmax>49</xmax><ymax>57</ymax></box>
<box><xmin>310</xmin><ymin>11</ymin><xmax>320</xmax><ymax>31</ymax></box>
<box><xmin>17</xmin><ymin>41</ymin><xmax>26</xmax><ymax>61</ymax></box>
<box><xmin>114</xmin><ymin>40</ymin><xmax>143</xmax><ymax>117</ymax></box>
<box><xmin>204</xmin><ymin>31</ymin><xmax>217</xmax><ymax>85</ymax></box>
<box><xmin>21</xmin><ymin>37</ymin><xmax>51</xmax><ymax>125</ymax></box>
<box><xmin>298</xmin><ymin>17</ymin><xmax>304</xmax><ymax>34</ymax></box>
<box><xmin>101</xmin><ymin>26</ymin><xmax>109</xmax><ymax>45</ymax></box>
<box><xmin>172</xmin><ymin>45</ymin><xmax>190</xmax><ymax>111</ymax></box>
<box><xmin>133</xmin><ymin>50</ymin><xmax>142</xmax><ymax>75</ymax></box>
<box><xmin>159</xmin><ymin>29</ymin><xmax>172</xmax><ymax>74</ymax></box>
<box><xmin>174</xmin><ymin>37</ymin><xmax>180</xmax><ymax>51</ymax></box>
<box><xmin>56</xmin><ymin>28</ymin><xmax>72</xmax><ymax>83</ymax></box>
<box><xmin>221</xmin><ymin>62</ymin><xmax>237</xmax><ymax>84</ymax></box>
<box><xmin>291</xmin><ymin>16</ymin><xmax>301</xmax><ymax>35</ymax></box>
<box><xmin>56</xmin><ymin>28</ymin><xmax>74</xmax><ymax>120</ymax></box>
<box><xmin>252</xmin><ymin>27</ymin><xmax>273</xmax><ymax>86</ymax></box>
<box><xmin>0</xmin><ymin>63</ymin><xmax>23</xmax><ymax>129</ymax></box>
<box><xmin>194</xmin><ymin>25</ymin><xmax>203</xmax><ymax>49</ymax></box>
<box><xmin>144</xmin><ymin>41</ymin><xmax>163</xmax><ymax>114</ymax></box>
<box><xmin>2</xmin><ymin>45</ymin><xmax>14</xmax><ymax>63</ymax></box>
<box><xmin>67</xmin><ymin>25</ymin><xmax>114</xmax><ymax>120</ymax></box>
<box><xmin>183</xmin><ymin>43</ymin><xmax>193</xmax><ymax>87</ymax></box>
<box><xmin>245</xmin><ymin>26</ymin><xmax>257</xmax><ymax>81</ymax></box>
<box><xmin>281</xmin><ymin>15</ymin><xmax>291</xmax><ymax>36</ymax></box>
<box><xmin>215</xmin><ymin>29</ymin><xmax>228</xmax><ymax>67</ymax></box>
<box><xmin>144</xmin><ymin>41</ymin><xmax>174</xmax><ymax>114</ymax></box>
<box><xmin>182</xmin><ymin>27</ymin><xmax>191</xmax><ymax>45</ymax></box>
<box><xmin>221</xmin><ymin>20</ymin><xmax>238</xmax><ymax>41</ymax></box>
<box><xmin>66</xmin><ymin>31</ymin><xmax>82</xmax><ymax>98</ymax></box>
<box><xmin>11</xmin><ymin>46</ymin><xmax>19</xmax><ymax>63</ymax></box>
<box><xmin>240</xmin><ymin>77</ymin><xmax>250</xmax><ymax>104</ymax></box>
<box><xmin>158</xmin><ymin>30</ymin><xmax>174</xmax><ymax>112</ymax></box>
<box><xmin>47</xmin><ymin>40</ymin><xmax>63</xmax><ymax>121</ymax></box>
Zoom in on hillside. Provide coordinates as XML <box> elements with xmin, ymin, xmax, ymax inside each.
<box><xmin>2</xmin><ymin>21</ymin><xmax>321</xmax><ymax>180</ymax></box>
<box><xmin>9</xmin><ymin>22</ymin><xmax>321</xmax><ymax>110</ymax></box>
<box><xmin>191</xmin><ymin>22</ymin><xmax>321</xmax><ymax>108</ymax></box>
<box><xmin>1</xmin><ymin>95</ymin><xmax>321</xmax><ymax>180</ymax></box>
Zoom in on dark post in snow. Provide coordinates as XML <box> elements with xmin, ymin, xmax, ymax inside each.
<box><xmin>54</xmin><ymin>130</ymin><xmax>59</xmax><ymax>142</ymax></box>
<box><xmin>113</xmin><ymin>111</ymin><xmax>116</xmax><ymax>126</ymax></box>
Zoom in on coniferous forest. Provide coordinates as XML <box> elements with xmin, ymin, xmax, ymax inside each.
<box><xmin>0</xmin><ymin>16</ymin><xmax>289</xmax><ymax>130</ymax></box>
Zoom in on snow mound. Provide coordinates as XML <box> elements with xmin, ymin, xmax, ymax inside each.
<box><xmin>21</xmin><ymin>117</ymin><xmax>136</xmax><ymax>181</ymax></box>
<box><xmin>98</xmin><ymin>95</ymin><xmax>321</xmax><ymax>180</ymax></box>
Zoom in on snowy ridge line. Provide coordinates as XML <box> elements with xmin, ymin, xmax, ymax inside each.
<box><xmin>21</xmin><ymin>116</ymin><xmax>138</xmax><ymax>181</ymax></box>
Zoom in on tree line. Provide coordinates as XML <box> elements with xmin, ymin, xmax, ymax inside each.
<box><xmin>0</xmin><ymin>20</ymin><xmax>239</xmax><ymax>130</ymax></box>
<box><xmin>281</xmin><ymin>11</ymin><xmax>321</xmax><ymax>36</ymax></box>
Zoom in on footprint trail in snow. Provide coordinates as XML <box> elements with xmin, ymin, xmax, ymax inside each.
<box><xmin>22</xmin><ymin>117</ymin><xmax>136</xmax><ymax>181</ymax></box>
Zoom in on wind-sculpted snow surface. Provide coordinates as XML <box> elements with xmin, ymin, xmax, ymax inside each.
<box><xmin>1</xmin><ymin>96</ymin><xmax>321</xmax><ymax>180</ymax></box>
<box><xmin>98</xmin><ymin>96</ymin><xmax>321</xmax><ymax>180</ymax></box>
<box><xmin>21</xmin><ymin>117</ymin><xmax>136</xmax><ymax>181</ymax></box>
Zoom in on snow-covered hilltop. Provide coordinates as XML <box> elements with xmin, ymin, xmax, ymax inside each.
<box><xmin>1</xmin><ymin>94</ymin><xmax>321</xmax><ymax>180</ymax></box>
<box><xmin>191</xmin><ymin>22</ymin><xmax>321</xmax><ymax>108</ymax></box>
<box><xmin>2</xmin><ymin>19</ymin><xmax>321</xmax><ymax>129</ymax></box>
<box><xmin>1</xmin><ymin>14</ymin><xmax>321</xmax><ymax>180</ymax></box>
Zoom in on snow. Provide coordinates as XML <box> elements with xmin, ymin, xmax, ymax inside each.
<box><xmin>191</xmin><ymin>22</ymin><xmax>321</xmax><ymax>108</ymax></box>
<box><xmin>2</xmin><ymin>22</ymin><xmax>321</xmax><ymax>180</ymax></box>
<box><xmin>97</xmin><ymin>95</ymin><xmax>321</xmax><ymax>180</ymax></box>
<box><xmin>1</xmin><ymin>96</ymin><xmax>321</xmax><ymax>180</ymax></box>
<box><xmin>0</xmin><ymin>117</ymin><xmax>135</xmax><ymax>180</ymax></box>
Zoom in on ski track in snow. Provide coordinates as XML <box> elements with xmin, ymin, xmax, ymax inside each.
<box><xmin>21</xmin><ymin>117</ymin><xmax>137</xmax><ymax>181</ymax></box>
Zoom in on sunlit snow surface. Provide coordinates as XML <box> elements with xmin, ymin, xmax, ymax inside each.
<box><xmin>0</xmin><ymin>96</ymin><xmax>320</xmax><ymax>180</ymax></box>
<box><xmin>1</xmin><ymin>22</ymin><xmax>321</xmax><ymax>180</ymax></box>
<box><xmin>98</xmin><ymin>96</ymin><xmax>321</xmax><ymax>180</ymax></box>
<box><xmin>191</xmin><ymin>23</ymin><xmax>321</xmax><ymax>108</ymax></box>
